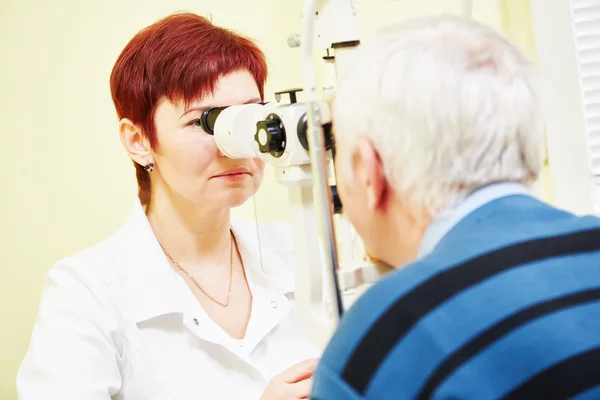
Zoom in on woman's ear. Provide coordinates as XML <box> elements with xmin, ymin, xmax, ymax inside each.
<box><xmin>119</xmin><ymin>118</ymin><xmax>153</xmax><ymax>167</ymax></box>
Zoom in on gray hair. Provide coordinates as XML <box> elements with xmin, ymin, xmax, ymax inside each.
<box><xmin>333</xmin><ymin>14</ymin><xmax>544</xmax><ymax>214</ymax></box>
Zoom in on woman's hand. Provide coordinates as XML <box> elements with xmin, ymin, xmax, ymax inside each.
<box><xmin>260</xmin><ymin>358</ymin><xmax>319</xmax><ymax>400</ymax></box>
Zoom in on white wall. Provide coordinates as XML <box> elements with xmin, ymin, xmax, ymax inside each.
<box><xmin>530</xmin><ymin>0</ymin><xmax>597</xmax><ymax>215</ymax></box>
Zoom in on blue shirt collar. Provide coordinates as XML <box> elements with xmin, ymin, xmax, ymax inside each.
<box><xmin>418</xmin><ymin>182</ymin><xmax>531</xmax><ymax>257</ymax></box>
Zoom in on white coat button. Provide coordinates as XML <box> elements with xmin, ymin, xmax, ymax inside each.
<box><xmin>270</xmin><ymin>300</ymin><xmax>278</xmax><ymax>309</ymax></box>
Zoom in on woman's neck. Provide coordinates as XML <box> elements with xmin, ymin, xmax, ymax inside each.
<box><xmin>145</xmin><ymin>189</ymin><xmax>232</xmax><ymax>266</ymax></box>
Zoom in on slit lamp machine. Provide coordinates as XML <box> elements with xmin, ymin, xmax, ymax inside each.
<box><xmin>200</xmin><ymin>0</ymin><xmax>474</xmax><ymax>349</ymax></box>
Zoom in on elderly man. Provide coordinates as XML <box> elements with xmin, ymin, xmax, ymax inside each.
<box><xmin>311</xmin><ymin>15</ymin><xmax>600</xmax><ymax>400</ymax></box>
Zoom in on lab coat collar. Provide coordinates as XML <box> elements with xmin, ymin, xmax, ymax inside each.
<box><xmin>230</xmin><ymin>221</ymin><xmax>295</xmax><ymax>353</ymax></box>
<box><xmin>230</xmin><ymin>219</ymin><xmax>296</xmax><ymax>296</ymax></box>
<box><xmin>114</xmin><ymin>200</ymin><xmax>295</xmax><ymax>325</ymax></box>
<box><xmin>114</xmin><ymin>200</ymin><xmax>184</xmax><ymax>324</ymax></box>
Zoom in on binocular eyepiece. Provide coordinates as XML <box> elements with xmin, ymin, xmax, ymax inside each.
<box><xmin>199</xmin><ymin>107</ymin><xmax>226</xmax><ymax>135</ymax></box>
<box><xmin>199</xmin><ymin>104</ymin><xmax>334</xmax><ymax>156</ymax></box>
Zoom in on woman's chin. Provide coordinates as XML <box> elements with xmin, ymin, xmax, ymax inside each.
<box><xmin>185</xmin><ymin>185</ymin><xmax>259</xmax><ymax>210</ymax></box>
<box><xmin>219</xmin><ymin>190</ymin><xmax>256</xmax><ymax>209</ymax></box>
<box><xmin>227</xmin><ymin>195</ymin><xmax>253</xmax><ymax>209</ymax></box>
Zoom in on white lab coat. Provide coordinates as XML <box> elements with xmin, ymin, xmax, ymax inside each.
<box><xmin>17</xmin><ymin>201</ymin><xmax>321</xmax><ymax>400</ymax></box>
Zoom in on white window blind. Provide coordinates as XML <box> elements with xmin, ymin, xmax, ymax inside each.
<box><xmin>570</xmin><ymin>1</ymin><xmax>600</xmax><ymax>179</ymax></box>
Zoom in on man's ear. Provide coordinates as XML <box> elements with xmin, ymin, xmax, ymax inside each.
<box><xmin>355</xmin><ymin>138</ymin><xmax>390</xmax><ymax>212</ymax></box>
<box><xmin>119</xmin><ymin>118</ymin><xmax>152</xmax><ymax>166</ymax></box>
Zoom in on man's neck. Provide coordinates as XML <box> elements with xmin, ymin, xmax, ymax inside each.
<box><xmin>417</xmin><ymin>182</ymin><xmax>531</xmax><ymax>257</ymax></box>
<box><xmin>145</xmin><ymin>189</ymin><xmax>232</xmax><ymax>267</ymax></box>
<box><xmin>373</xmin><ymin>203</ymin><xmax>431</xmax><ymax>268</ymax></box>
<box><xmin>386</xmin><ymin>222</ymin><xmax>429</xmax><ymax>268</ymax></box>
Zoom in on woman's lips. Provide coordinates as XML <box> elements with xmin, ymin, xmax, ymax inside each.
<box><xmin>212</xmin><ymin>168</ymin><xmax>251</xmax><ymax>181</ymax></box>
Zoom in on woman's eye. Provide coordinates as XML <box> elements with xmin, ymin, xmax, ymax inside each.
<box><xmin>189</xmin><ymin>118</ymin><xmax>203</xmax><ymax>128</ymax></box>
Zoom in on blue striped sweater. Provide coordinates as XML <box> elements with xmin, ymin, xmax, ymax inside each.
<box><xmin>311</xmin><ymin>193</ymin><xmax>600</xmax><ymax>399</ymax></box>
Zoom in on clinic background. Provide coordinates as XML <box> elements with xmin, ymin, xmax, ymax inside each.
<box><xmin>0</xmin><ymin>0</ymin><xmax>590</xmax><ymax>397</ymax></box>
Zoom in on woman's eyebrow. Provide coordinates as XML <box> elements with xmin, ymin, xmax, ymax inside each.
<box><xmin>180</xmin><ymin>98</ymin><xmax>262</xmax><ymax>118</ymax></box>
<box><xmin>180</xmin><ymin>105</ymin><xmax>212</xmax><ymax>118</ymax></box>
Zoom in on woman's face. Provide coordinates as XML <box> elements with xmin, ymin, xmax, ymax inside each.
<box><xmin>151</xmin><ymin>69</ymin><xmax>265</xmax><ymax>209</ymax></box>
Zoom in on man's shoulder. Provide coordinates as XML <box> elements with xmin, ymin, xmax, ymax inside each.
<box><xmin>319</xmin><ymin>258</ymin><xmax>438</xmax><ymax>370</ymax></box>
<box><xmin>316</xmin><ymin>201</ymin><xmax>600</xmax><ymax>399</ymax></box>
<box><xmin>433</xmin><ymin>195</ymin><xmax>600</xmax><ymax>267</ymax></box>
<box><xmin>314</xmin><ymin>259</ymin><xmax>436</xmax><ymax>399</ymax></box>
<box><xmin>323</xmin><ymin>198</ymin><xmax>600</xmax><ymax>358</ymax></box>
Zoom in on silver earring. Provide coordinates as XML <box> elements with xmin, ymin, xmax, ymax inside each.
<box><xmin>143</xmin><ymin>161</ymin><xmax>154</xmax><ymax>173</ymax></box>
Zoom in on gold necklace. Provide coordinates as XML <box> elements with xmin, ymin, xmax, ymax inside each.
<box><xmin>160</xmin><ymin>232</ymin><xmax>234</xmax><ymax>308</ymax></box>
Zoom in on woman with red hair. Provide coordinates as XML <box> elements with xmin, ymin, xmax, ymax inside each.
<box><xmin>18</xmin><ymin>12</ymin><xmax>320</xmax><ymax>399</ymax></box>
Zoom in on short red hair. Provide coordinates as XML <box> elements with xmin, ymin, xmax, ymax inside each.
<box><xmin>110</xmin><ymin>12</ymin><xmax>268</xmax><ymax>205</ymax></box>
